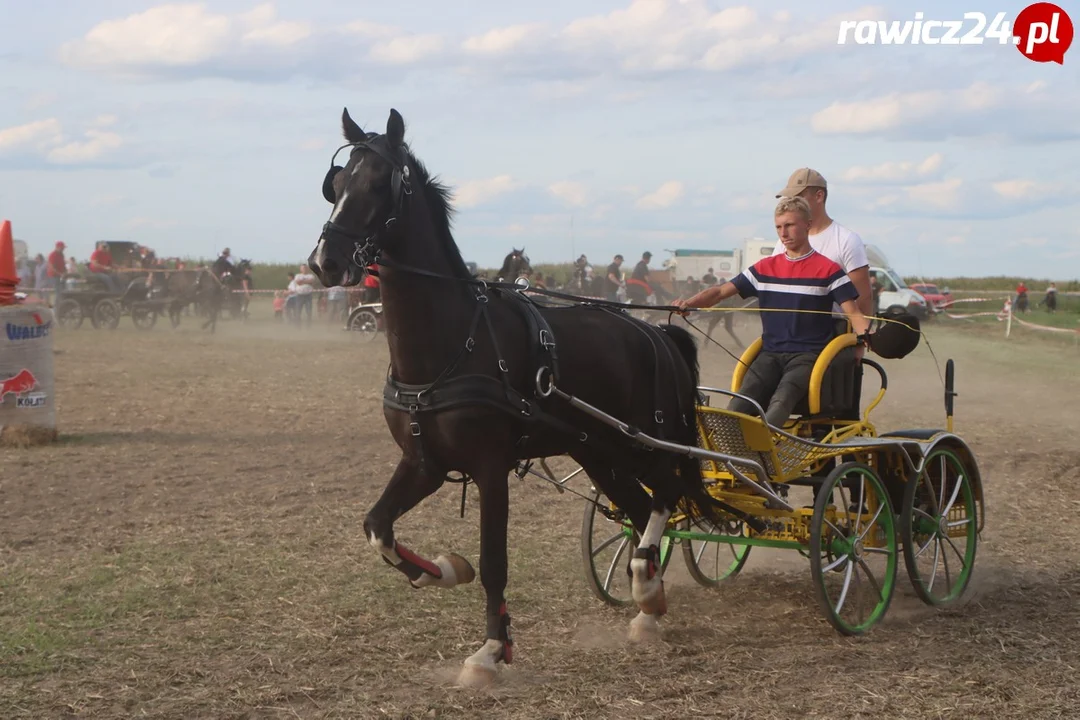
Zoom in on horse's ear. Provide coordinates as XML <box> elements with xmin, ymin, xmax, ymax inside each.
<box><xmin>342</xmin><ymin>107</ymin><xmax>365</xmax><ymax>143</ymax></box>
<box><xmin>387</xmin><ymin>108</ymin><xmax>405</xmax><ymax>148</ymax></box>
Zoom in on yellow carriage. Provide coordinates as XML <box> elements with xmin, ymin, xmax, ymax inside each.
<box><xmin>580</xmin><ymin>331</ymin><xmax>984</xmax><ymax>635</ymax></box>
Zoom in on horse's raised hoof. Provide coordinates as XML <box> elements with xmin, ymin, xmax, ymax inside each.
<box><xmin>441</xmin><ymin>553</ymin><xmax>476</xmax><ymax>585</ymax></box>
<box><xmin>628</xmin><ymin>611</ymin><xmax>662</xmax><ymax>644</ymax></box>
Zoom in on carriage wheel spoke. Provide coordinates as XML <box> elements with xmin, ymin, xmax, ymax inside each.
<box><xmin>948</xmin><ymin>518</ymin><xmax>971</xmax><ymax>528</ymax></box>
<box><xmin>942</xmin><ymin>534</ymin><xmax>968</xmax><ymax>568</ymax></box>
<box><xmin>927</xmin><ymin>539</ymin><xmax>941</xmax><ymax>593</ymax></box>
<box><xmin>941</xmin><ymin>538</ymin><xmax>952</xmax><ymax>589</ymax></box>
<box><xmin>856</xmin><ymin>557</ymin><xmax>884</xmax><ymax>602</ymax></box>
<box><xmin>914</xmin><ymin>532</ymin><xmax>936</xmax><ymax>559</ymax></box>
<box><xmin>823</xmin><ymin>553</ymin><xmax>848</xmax><ymax>573</ymax></box>
<box><xmin>592</xmin><ymin>529</ymin><xmax>626</xmax><ymax>557</ymax></box>
<box><xmin>853</xmin><ymin>477</ymin><xmax>867</xmax><ymax>535</ymax></box>
<box><xmin>603</xmin><ymin>536</ymin><xmax>630</xmax><ymax>594</ymax></box>
<box><xmin>941</xmin><ymin>473</ymin><xmax>965</xmax><ymax>518</ymax></box>
<box><xmin>834</xmin><ymin>560</ymin><xmax>855</xmax><ymax>615</ymax></box>
<box><xmin>858</xmin><ymin>504</ymin><xmax>885</xmax><ymax>542</ymax></box>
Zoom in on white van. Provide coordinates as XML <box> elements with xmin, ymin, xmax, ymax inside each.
<box><xmin>865</xmin><ymin>245</ymin><xmax>930</xmax><ymax>319</ymax></box>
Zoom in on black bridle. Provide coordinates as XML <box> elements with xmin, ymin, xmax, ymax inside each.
<box><xmin>320</xmin><ymin>132</ymin><xmax>413</xmax><ymax>270</ymax></box>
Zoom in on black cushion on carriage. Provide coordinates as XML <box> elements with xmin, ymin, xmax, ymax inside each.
<box><xmin>789</xmin><ymin>344</ymin><xmax>861</xmax><ymax>421</ymax></box>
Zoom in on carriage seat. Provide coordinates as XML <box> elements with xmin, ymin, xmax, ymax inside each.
<box><xmin>731</xmin><ymin>333</ymin><xmax>865</xmax><ymax>425</ymax></box>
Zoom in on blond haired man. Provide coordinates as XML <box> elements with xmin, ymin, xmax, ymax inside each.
<box><xmin>675</xmin><ymin>197</ymin><xmax>871</xmax><ymax>426</ymax></box>
<box><xmin>774</xmin><ymin>168</ymin><xmax>873</xmax><ymax>319</ymax></box>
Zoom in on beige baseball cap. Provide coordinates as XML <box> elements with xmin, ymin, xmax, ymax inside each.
<box><xmin>776</xmin><ymin>167</ymin><xmax>827</xmax><ymax>198</ymax></box>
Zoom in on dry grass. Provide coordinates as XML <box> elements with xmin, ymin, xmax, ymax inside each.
<box><xmin>1</xmin><ymin>318</ymin><xmax>1079</xmax><ymax>719</ymax></box>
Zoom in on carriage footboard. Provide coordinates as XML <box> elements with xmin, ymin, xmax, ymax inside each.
<box><xmin>545</xmin><ymin>383</ymin><xmax>794</xmax><ymax>512</ymax></box>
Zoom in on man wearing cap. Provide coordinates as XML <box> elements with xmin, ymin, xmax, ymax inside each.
<box><xmin>774</xmin><ymin>168</ymin><xmax>873</xmax><ymax>321</ymax></box>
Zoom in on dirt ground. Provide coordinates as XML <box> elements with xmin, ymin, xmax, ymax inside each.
<box><xmin>2</xmin><ymin>311</ymin><xmax>1079</xmax><ymax>719</ymax></box>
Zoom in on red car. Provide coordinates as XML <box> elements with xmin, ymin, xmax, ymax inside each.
<box><xmin>910</xmin><ymin>283</ymin><xmax>952</xmax><ymax>310</ymax></box>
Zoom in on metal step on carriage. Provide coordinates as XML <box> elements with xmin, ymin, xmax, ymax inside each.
<box><xmin>554</xmin><ymin>329</ymin><xmax>985</xmax><ymax>636</ymax></box>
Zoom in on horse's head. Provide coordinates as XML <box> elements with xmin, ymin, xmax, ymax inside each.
<box><xmin>236</xmin><ymin>259</ymin><xmax>252</xmax><ymax>274</ymax></box>
<box><xmin>309</xmin><ymin>107</ymin><xmax>413</xmax><ymax>287</ymax></box>
<box><xmin>498</xmin><ymin>247</ymin><xmax>532</xmax><ymax>281</ymax></box>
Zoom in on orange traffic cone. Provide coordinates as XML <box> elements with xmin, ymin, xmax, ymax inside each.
<box><xmin>0</xmin><ymin>219</ymin><xmax>18</xmax><ymax>305</ymax></box>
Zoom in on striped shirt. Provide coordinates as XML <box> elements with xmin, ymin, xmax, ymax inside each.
<box><xmin>731</xmin><ymin>249</ymin><xmax>859</xmax><ymax>353</ymax></box>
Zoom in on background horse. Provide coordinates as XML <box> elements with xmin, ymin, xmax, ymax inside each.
<box><xmin>193</xmin><ymin>259</ymin><xmax>253</xmax><ymax>332</ymax></box>
<box><xmin>495</xmin><ymin>247</ymin><xmax>532</xmax><ymax>283</ymax></box>
<box><xmin>308</xmin><ymin>107</ymin><xmax>728</xmax><ymax>687</ymax></box>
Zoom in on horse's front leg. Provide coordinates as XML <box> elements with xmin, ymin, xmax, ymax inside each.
<box><xmin>363</xmin><ymin>456</ymin><xmax>476</xmax><ymax>590</ymax></box>
<box><xmin>458</xmin><ymin>463</ymin><xmax>513</xmax><ymax>688</ymax></box>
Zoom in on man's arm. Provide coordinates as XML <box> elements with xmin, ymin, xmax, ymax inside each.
<box><xmin>838</xmin><ymin>298</ymin><xmax>871</xmax><ymax>337</ymax></box>
<box><xmin>847</xmin><ymin>265</ymin><xmax>873</xmax><ymax>317</ymax></box>
<box><xmin>673</xmin><ymin>280</ymin><xmax>740</xmax><ymax>312</ymax></box>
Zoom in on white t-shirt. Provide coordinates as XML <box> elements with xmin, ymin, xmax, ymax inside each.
<box><xmin>772</xmin><ymin>221</ymin><xmax>868</xmax><ymax>273</ymax></box>
<box><xmin>773</xmin><ymin>221</ymin><xmax>868</xmax><ymax>313</ymax></box>
<box><xmin>294</xmin><ymin>273</ymin><xmax>316</xmax><ymax>295</ymax></box>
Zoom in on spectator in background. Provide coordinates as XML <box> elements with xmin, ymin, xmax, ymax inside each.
<box><xmin>362</xmin><ymin>266</ymin><xmax>380</xmax><ymax>304</ymax></box>
<box><xmin>46</xmin><ymin>242</ymin><xmax>66</xmax><ymax>304</ymax></box>
<box><xmin>605</xmin><ymin>254</ymin><xmax>624</xmax><ymax>301</ymax></box>
<box><xmin>626</xmin><ymin>251</ymin><xmax>653</xmax><ymax>305</ymax></box>
<box><xmin>326</xmin><ymin>285</ymin><xmax>347</xmax><ymax>325</ymax></box>
<box><xmin>33</xmin><ymin>254</ymin><xmax>46</xmax><ymax>289</ymax></box>
<box><xmin>293</xmin><ymin>263</ymin><xmax>317</xmax><ymax>327</ymax></box>
<box><xmin>273</xmin><ymin>290</ymin><xmax>286</xmax><ymax>322</ymax></box>
<box><xmin>284</xmin><ymin>272</ymin><xmax>298</xmax><ymax>323</ymax></box>
<box><xmin>702</xmin><ymin>267</ymin><xmax>718</xmax><ymax>286</ymax></box>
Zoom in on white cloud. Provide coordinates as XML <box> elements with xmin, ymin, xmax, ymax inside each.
<box><xmin>904</xmin><ymin>178</ymin><xmax>964</xmax><ymax>211</ymax></box>
<box><xmin>0</xmin><ymin>117</ymin><xmax>124</xmax><ymax>165</ymax></box>
<box><xmin>811</xmin><ymin>82</ymin><xmax>1005</xmax><ymax>135</ymax></box>
<box><xmin>842</xmin><ymin>153</ymin><xmax>944</xmax><ymax>184</ymax></box>
<box><xmin>60</xmin><ymin>4</ymin><xmax>233</xmax><ymax>68</ymax></box>
<box><xmin>636</xmin><ymin>180</ymin><xmax>684</xmax><ymax>210</ymax></box>
<box><xmin>452</xmin><ymin>175</ymin><xmax>521</xmax><ymax>208</ymax></box>
<box><xmin>47</xmin><ymin>129</ymin><xmax>124</xmax><ymax>164</ymax></box>
<box><xmin>992</xmin><ymin>179</ymin><xmax>1039</xmax><ymax>200</ymax></box>
<box><xmin>238</xmin><ymin>3</ymin><xmax>312</xmax><ymax>46</ymax></box>
<box><xmin>548</xmin><ymin>181</ymin><xmax>588</xmax><ymax>207</ymax></box>
<box><xmin>0</xmin><ymin>119</ymin><xmax>64</xmax><ymax>154</ymax></box>
<box><xmin>368</xmin><ymin>34</ymin><xmax>443</xmax><ymax>64</ymax></box>
<box><xmin>463</xmin><ymin>24</ymin><xmax>547</xmax><ymax>55</ymax></box>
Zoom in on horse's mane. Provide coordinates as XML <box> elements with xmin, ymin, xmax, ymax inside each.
<box><xmin>403</xmin><ymin>145</ymin><xmax>474</xmax><ymax>280</ymax></box>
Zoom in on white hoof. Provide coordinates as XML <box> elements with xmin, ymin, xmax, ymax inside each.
<box><xmin>630</xmin><ymin>558</ymin><xmax>667</xmax><ymax>616</ymax></box>
<box><xmin>412</xmin><ymin>553</ymin><xmax>476</xmax><ymax>589</ymax></box>
<box><xmin>628</xmin><ymin>611</ymin><xmax>662</xmax><ymax>643</ymax></box>
<box><xmin>457</xmin><ymin>639</ymin><xmax>503</xmax><ymax>688</ymax></box>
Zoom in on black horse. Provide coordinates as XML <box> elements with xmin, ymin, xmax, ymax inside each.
<box><xmin>308</xmin><ymin>108</ymin><xmax>725</xmax><ymax>687</ymax></box>
<box><xmin>193</xmin><ymin>259</ymin><xmax>253</xmax><ymax>332</ymax></box>
<box><xmin>495</xmin><ymin>247</ymin><xmax>532</xmax><ymax>283</ymax></box>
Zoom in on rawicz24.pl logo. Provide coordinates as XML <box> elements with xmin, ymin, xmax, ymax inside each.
<box><xmin>837</xmin><ymin>3</ymin><xmax>1074</xmax><ymax>64</ymax></box>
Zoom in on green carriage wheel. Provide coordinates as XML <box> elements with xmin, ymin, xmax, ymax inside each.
<box><xmin>581</xmin><ymin>487</ymin><xmax>674</xmax><ymax>607</ymax></box>
<box><xmin>680</xmin><ymin>515</ymin><xmax>751</xmax><ymax>587</ymax></box>
<box><xmin>901</xmin><ymin>448</ymin><xmax>978</xmax><ymax>606</ymax></box>
<box><xmin>809</xmin><ymin>461</ymin><xmax>898</xmax><ymax>636</ymax></box>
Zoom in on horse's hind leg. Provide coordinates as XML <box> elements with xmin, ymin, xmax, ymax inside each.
<box><xmin>364</xmin><ymin>457</ymin><xmax>475</xmax><ymax>591</ymax></box>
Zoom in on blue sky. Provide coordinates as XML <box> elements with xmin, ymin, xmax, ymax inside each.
<box><xmin>0</xmin><ymin>0</ymin><xmax>1077</xmax><ymax>278</ymax></box>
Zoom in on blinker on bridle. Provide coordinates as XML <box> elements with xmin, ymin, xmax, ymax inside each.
<box><xmin>321</xmin><ymin>132</ymin><xmax>412</xmax><ymax>268</ymax></box>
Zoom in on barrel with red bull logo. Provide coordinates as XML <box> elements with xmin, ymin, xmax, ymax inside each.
<box><xmin>0</xmin><ymin>305</ymin><xmax>56</xmax><ymax>437</ymax></box>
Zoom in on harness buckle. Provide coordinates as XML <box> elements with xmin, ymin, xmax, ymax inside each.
<box><xmin>465</xmin><ymin>337</ymin><xmax>476</xmax><ymax>352</ymax></box>
<box><xmin>655</xmin><ymin>410</ymin><xmax>664</xmax><ymax>425</ymax></box>
<box><xmin>409</xmin><ymin>404</ymin><xmax>422</xmax><ymax>436</ymax></box>
<box><xmin>520</xmin><ymin>400</ymin><xmax>532</xmax><ymax>417</ymax></box>
<box><xmin>498</xmin><ymin>359</ymin><xmax>509</xmax><ymax>373</ymax></box>
<box><xmin>539</xmin><ymin>329</ymin><xmax>555</xmax><ymax>349</ymax></box>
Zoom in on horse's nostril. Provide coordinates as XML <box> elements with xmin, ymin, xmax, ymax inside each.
<box><xmin>322</xmin><ymin>257</ymin><xmax>339</xmax><ymax>276</ymax></box>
